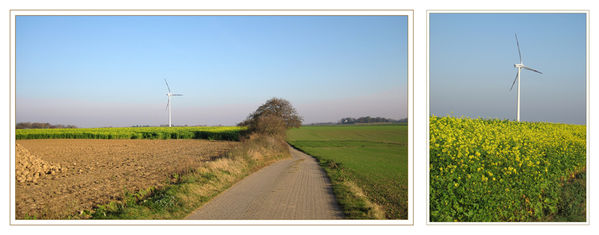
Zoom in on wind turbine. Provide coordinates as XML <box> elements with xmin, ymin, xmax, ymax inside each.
<box><xmin>510</xmin><ymin>33</ymin><xmax>542</xmax><ymax>122</ymax></box>
<box><xmin>164</xmin><ymin>79</ymin><xmax>183</xmax><ymax>127</ymax></box>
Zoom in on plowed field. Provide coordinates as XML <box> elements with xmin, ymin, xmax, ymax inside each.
<box><xmin>15</xmin><ymin>139</ymin><xmax>238</xmax><ymax>219</ymax></box>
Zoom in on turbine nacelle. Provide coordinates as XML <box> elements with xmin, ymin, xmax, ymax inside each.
<box><xmin>514</xmin><ymin>63</ymin><xmax>524</xmax><ymax>68</ymax></box>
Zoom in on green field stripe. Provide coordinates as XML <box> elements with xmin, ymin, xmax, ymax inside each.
<box><xmin>286</xmin><ymin>124</ymin><xmax>408</xmax><ymax>219</ymax></box>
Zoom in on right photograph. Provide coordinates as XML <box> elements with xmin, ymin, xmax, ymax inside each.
<box><xmin>428</xmin><ymin>12</ymin><xmax>588</xmax><ymax>222</ymax></box>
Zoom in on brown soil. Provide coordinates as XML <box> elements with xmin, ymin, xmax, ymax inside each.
<box><xmin>15</xmin><ymin>139</ymin><xmax>238</xmax><ymax>219</ymax></box>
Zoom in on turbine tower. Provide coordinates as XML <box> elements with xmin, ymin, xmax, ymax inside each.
<box><xmin>164</xmin><ymin>79</ymin><xmax>183</xmax><ymax>127</ymax></box>
<box><xmin>510</xmin><ymin>33</ymin><xmax>542</xmax><ymax>122</ymax></box>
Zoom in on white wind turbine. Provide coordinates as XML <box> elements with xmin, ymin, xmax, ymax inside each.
<box><xmin>510</xmin><ymin>33</ymin><xmax>543</xmax><ymax>122</ymax></box>
<box><xmin>164</xmin><ymin>79</ymin><xmax>183</xmax><ymax>127</ymax></box>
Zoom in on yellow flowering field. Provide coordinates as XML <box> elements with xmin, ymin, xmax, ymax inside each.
<box><xmin>16</xmin><ymin>126</ymin><xmax>245</xmax><ymax>141</ymax></box>
<box><xmin>430</xmin><ymin>116</ymin><xmax>586</xmax><ymax>222</ymax></box>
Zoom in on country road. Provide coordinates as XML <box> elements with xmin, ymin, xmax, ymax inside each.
<box><xmin>185</xmin><ymin>145</ymin><xmax>344</xmax><ymax>220</ymax></box>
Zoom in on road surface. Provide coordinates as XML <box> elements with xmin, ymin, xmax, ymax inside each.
<box><xmin>185</xmin><ymin>145</ymin><xmax>344</xmax><ymax>220</ymax></box>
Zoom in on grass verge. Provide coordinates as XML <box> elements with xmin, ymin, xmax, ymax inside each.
<box><xmin>313</xmin><ymin>156</ymin><xmax>385</xmax><ymax>219</ymax></box>
<box><xmin>70</xmin><ymin>134</ymin><xmax>289</xmax><ymax>219</ymax></box>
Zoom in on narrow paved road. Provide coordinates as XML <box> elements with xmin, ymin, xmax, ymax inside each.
<box><xmin>185</xmin><ymin>145</ymin><xmax>344</xmax><ymax>220</ymax></box>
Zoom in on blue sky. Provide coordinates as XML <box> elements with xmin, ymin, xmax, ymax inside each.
<box><xmin>16</xmin><ymin>16</ymin><xmax>408</xmax><ymax>127</ymax></box>
<box><xmin>430</xmin><ymin>13</ymin><xmax>586</xmax><ymax>125</ymax></box>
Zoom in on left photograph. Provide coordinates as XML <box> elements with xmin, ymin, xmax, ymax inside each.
<box><xmin>10</xmin><ymin>11</ymin><xmax>412</xmax><ymax>223</ymax></box>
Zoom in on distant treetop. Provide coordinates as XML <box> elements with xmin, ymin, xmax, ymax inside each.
<box><xmin>338</xmin><ymin>116</ymin><xmax>407</xmax><ymax>124</ymax></box>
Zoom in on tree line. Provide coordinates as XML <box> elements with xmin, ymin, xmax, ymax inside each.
<box><xmin>16</xmin><ymin>122</ymin><xmax>77</xmax><ymax>129</ymax></box>
<box><xmin>339</xmin><ymin>116</ymin><xmax>407</xmax><ymax>124</ymax></box>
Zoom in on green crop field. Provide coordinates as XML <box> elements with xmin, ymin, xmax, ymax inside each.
<box><xmin>287</xmin><ymin>124</ymin><xmax>408</xmax><ymax>219</ymax></box>
<box><xmin>16</xmin><ymin>126</ymin><xmax>246</xmax><ymax>141</ymax></box>
<box><xmin>430</xmin><ymin>116</ymin><xmax>586</xmax><ymax>222</ymax></box>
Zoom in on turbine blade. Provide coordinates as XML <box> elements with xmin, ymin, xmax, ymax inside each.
<box><xmin>510</xmin><ymin>71</ymin><xmax>518</xmax><ymax>91</ymax></box>
<box><xmin>515</xmin><ymin>33</ymin><xmax>522</xmax><ymax>63</ymax></box>
<box><xmin>164</xmin><ymin>79</ymin><xmax>171</xmax><ymax>93</ymax></box>
<box><xmin>165</xmin><ymin>101</ymin><xmax>169</xmax><ymax>112</ymax></box>
<box><xmin>523</xmin><ymin>66</ymin><xmax>543</xmax><ymax>74</ymax></box>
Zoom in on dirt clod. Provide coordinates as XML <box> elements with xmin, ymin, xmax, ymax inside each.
<box><xmin>15</xmin><ymin>144</ymin><xmax>65</xmax><ymax>183</ymax></box>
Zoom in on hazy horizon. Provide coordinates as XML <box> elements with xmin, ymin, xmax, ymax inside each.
<box><xmin>15</xmin><ymin>111</ymin><xmax>408</xmax><ymax>128</ymax></box>
<box><xmin>16</xmin><ymin>16</ymin><xmax>408</xmax><ymax>128</ymax></box>
<box><xmin>430</xmin><ymin>13</ymin><xmax>586</xmax><ymax>125</ymax></box>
